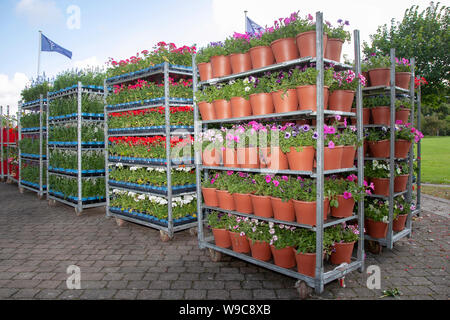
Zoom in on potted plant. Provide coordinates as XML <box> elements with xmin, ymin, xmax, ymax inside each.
<box><xmin>228</xmin><ymin>78</ymin><xmax>253</xmax><ymax>118</ymax></box>
<box><xmin>295</xmin><ymin>13</ymin><xmax>328</xmax><ymax>58</ymax></box>
<box><xmin>395</xmin><ymin>98</ymin><xmax>411</xmax><ymax>124</ymax></box>
<box><xmin>395</xmin><ymin>123</ymin><xmax>423</xmax><ymax>159</ymax></box>
<box><xmin>393</xmin><ymin>196</ymin><xmax>411</xmax><ymax>232</ymax></box>
<box><xmin>207</xmin><ymin>211</ymin><xmax>231</xmax><ymax>248</ymax></box>
<box><xmin>201</xmin><ymin>172</ymin><xmax>220</xmax><ymax>207</ymax></box>
<box><xmin>291</xmin><ymin>66</ymin><xmax>334</xmax><ymax>111</ymax></box>
<box><xmin>268</xmin><ymin>12</ymin><xmax>301</xmax><ymax>63</ymax></box>
<box><xmin>211</xmin><ymin>84</ymin><xmax>232</xmax><ymax>119</ymax></box>
<box><xmin>215</xmin><ymin>171</ymin><xmax>235</xmax><ymax>210</ymax></box>
<box><xmin>269</xmin><ymin>175</ymin><xmax>295</xmax><ymax>222</ymax></box>
<box><xmin>246</xmin><ymin>219</ymin><xmax>272</xmax><ymax>261</ymax></box>
<box><xmin>365</xmin><ymin>159</ymin><xmax>391</xmax><ymax>196</ymax></box>
<box><xmin>366</xmin><ymin>53</ymin><xmax>391</xmax><ymax>87</ymax></box>
<box><xmin>324</xmin><ymin>19</ymin><xmax>351</xmax><ymax>62</ymax></box>
<box><xmin>329</xmin><ymin>223</ymin><xmax>359</xmax><ymax>265</ymax></box>
<box><xmin>250</xmin><ymin>174</ymin><xmax>274</xmax><ymax>218</ymax></box>
<box><xmin>279</xmin><ymin>124</ymin><xmax>316</xmax><ymax>171</ymax></box>
<box><xmin>197</xmin><ymin>129</ymin><xmax>223</xmax><ymax>166</ymax></box>
<box><xmin>329</xmin><ymin>175</ymin><xmax>367</xmax><ymax>218</ymax></box>
<box><xmin>339</xmin><ymin>124</ymin><xmax>360</xmax><ymax>168</ymax></box>
<box><xmin>329</xmin><ymin>70</ymin><xmax>366</xmax><ymax>112</ymax></box>
<box><xmin>235</xmin><ymin>124</ymin><xmax>260</xmax><ymax>169</ymax></box>
<box><xmin>228</xmin><ymin>172</ymin><xmax>255</xmax><ymax>214</ymax></box>
<box><xmin>259</xmin><ymin>123</ymin><xmax>289</xmax><ymax>170</ymax></box>
<box><xmin>395</xmin><ymin>57</ymin><xmax>412</xmax><ymax>90</ymax></box>
<box><xmin>248</xmin><ymin>76</ymin><xmax>275</xmax><ymax>115</ymax></box>
<box><xmin>269</xmin><ymin>222</ymin><xmax>297</xmax><ymax>269</ymax></box>
<box><xmin>269</xmin><ymin>71</ymin><xmax>299</xmax><ymax>113</ymax></box>
<box><xmin>394</xmin><ymin>161</ymin><xmax>409</xmax><ymax>192</ymax></box>
<box><xmin>224</xmin><ymin>33</ymin><xmax>253</xmax><ymax>74</ymax></box>
<box><xmin>249</xmin><ymin>31</ymin><xmax>275</xmax><ymax>69</ymax></box>
<box><xmin>196</xmin><ymin>86</ymin><xmax>216</xmax><ymax>120</ymax></box>
<box><xmin>221</xmin><ymin>128</ymin><xmax>239</xmax><ymax>168</ymax></box>
<box><xmin>195</xmin><ymin>46</ymin><xmax>214</xmax><ymax>81</ymax></box>
<box><xmin>365</xmin><ymin>199</ymin><xmax>391</xmax><ymax>239</ymax></box>
<box><xmin>227</xmin><ymin>215</ymin><xmax>251</xmax><ymax>253</ymax></box>
<box><xmin>208</xmin><ymin>41</ymin><xmax>231</xmax><ymax>78</ymax></box>
<box><xmin>364</xmin><ymin>95</ymin><xmax>391</xmax><ymax>125</ymax></box>
<box><xmin>366</xmin><ymin>127</ymin><xmax>390</xmax><ymax>158</ymax></box>
<box><xmin>323</xmin><ymin>123</ymin><xmax>344</xmax><ymax>171</ymax></box>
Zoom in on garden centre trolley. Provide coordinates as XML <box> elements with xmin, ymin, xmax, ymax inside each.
<box><xmin>194</xmin><ymin>12</ymin><xmax>366</xmax><ymax>297</ymax></box>
<box><xmin>18</xmin><ymin>95</ymin><xmax>47</xmax><ymax>198</ymax></box>
<box><xmin>46</xmin><ymin>82</ymin><xmax>106</xmax><ymax>215</ymax></box>
<box><xmin>103</xmin><ymin>62</ymin><xmax>198</xmax><ymax>242</ymax></box>
<box><xmin>1</xmin><ymin>106</ymin><xmax>18</xmax><ymax>183</ymax></box>
<box><xmin>363</xmin><ymin>49</ymin><xmax>421</xmax><ymax>254</ymax></box>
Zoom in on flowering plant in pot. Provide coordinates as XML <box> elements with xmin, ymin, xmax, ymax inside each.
<box><xmin>323</xmin><ymin>123</ymin><xmax>345</xmax><ymax>171</ymax></box>
<box><xmin>207</xmin><ymin>211</ymin><xmax>232</xmax><ymax>248</ymax></box>
<box><xmin>248</xmin><ymin>75</ymin><xmax>275</xmax><ymax>115</ymax></box>
<box><xmin>329</xmin><ymin>70</ymin><xmax>366</xmax><ymax>112</ymax></box>
<box><xmin>366</xmin><ymin>53</ymin><xmax>391</xmax><ymax>87</ymax></box>
<box><xmin>365</xmin><ymin>127</ymin><xmax>390</xmax><ymax>158</ymax></box>
<box><xmin>201</xmin><ymin>172</ymin><xmax>221</xmax><ymax>207</ymax></box>
<box><xmin>256</xmin><ymin>122</ymin><xmax>289</xmax><ymax>170</ymax></box>
<box><xmin>395</xmin><ymin>98</ymin><xmax>412</xmax><ymax>124</ymax></box>
<box><xmin>365</xmin><ymin>199</ymin><xmax>393</xmax><ymax>239</ymax></box>
<box><xmin>249</xmin><ymin>30</ymin><xmax>275</xmax><ymax>69</ymax></box>
<box><xmin>394</xmin><ymin>161</ymin><xmax>410</xmax><ymax>192</ymax></box>
<box><xmin>279</xmin><ymin>124</ymin><xmax>316</xmax><ymax>171</ymax></box>
<box><xmin>395</xmin><ymin>57</ymin><xmax>412</xmax><ymax>89</ymax></box>
<box><xmin>393</xmin><ymin>196</ymin><xmax>411</xmax><ymax>232</ymax></box>
<box><xmin>267</xmin><ymin>12</ymin><xmax>301</xmax><ymax>63</ymax></box>
<box><xmin>328</xmin><ymin>175</ymin><xmax>369</xmax><ymax>218</ymax></box>
<box><xmin>339</xmin><ymin>124</ymin><xmax>361</xmax><ymax>168</ymax></box>
<box><xmin>226</xmin><ymin>215</ymin><xmax>251</xmax><ymax>253</ymax></box>
<box><xmin>215</xmin><ymin>171</ymin><xmax>235</xmax><ymax>211</ymax></box>
<box><xmin>233</xmin><ymin>123</ymin><xmax>260</xmax><ymax>168</ymax></box>
<box><xmin>268</xmin><ymin>70</ymin><xmax>299</xmax><ymax>113</ymax></box>
<box><xmin>224</xmin><ymin>33</ymin><xmax>252</xmax><ymax>74</ymax></box>
<box><xmin>269</xmin><ymin>222</ymin><xmax>297</xmax><ymax>269</ymax></box>
<box><xmin>207</xmin><ymin>41</ymin><xmax>231</xmax><ymax>78</ymax></box>
<box><xmin>227</xmin><ymin>171</ymin><xmax>256</xmax><ymax>214</ymax></box>
<box><xmin>295</xmin><ymin>13</ymin><xmax>329</xmax><ymax>58</ymax></box>
<box><xmin>197</xmin><ymin>129</ymin><xmax>224</xmax><ymax>166</ymax></box>
<box><xmin>227</xmin><ymin>78</ymin><xmax>254</xmax><ymax>117</ymax></box>
<box><xmin>395</xmin><ymin>123</ymin><xmax>423</xmax><ymax>158</ymax></box>
<box><xmin>250</xmin><ymin>174</ymin><xmax>274</xmax><ymax>218</ymax></box>
<box><xmin>268</xmin><ymin>175</ymin><xmax>295</xmax><ymax>221</ymax></box>
<box><xmin>328</xmin><ymin>223</ymin><xmax>359</xmax><ymax>264</ymax></box>
<box><xmin>364</xmin><ymin>94</ymin><xmax>391</xmax><ymax>125</ymax></box>
<box><xmin>324</xmin><ymin>19</ymin><xmax>351</xmax><ymax>62</ymax></box>
<box><xmin>245</xmin><ymin>219</ymin><xmax>272</xmax><ymax>261</ymax></box>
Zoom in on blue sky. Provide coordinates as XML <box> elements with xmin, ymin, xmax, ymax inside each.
<box><xmin>0</xmin><ymin>0</ymin><xmax>429</xmax><ymax>115</ymax></box>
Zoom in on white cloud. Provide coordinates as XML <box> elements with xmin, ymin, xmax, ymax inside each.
<box><xmin>16</xmin><ymin>0</ymin><xmax>64</xmax><ymax>25</ymax></box>
<box><xmin>73</xmin><ymin>56</ymin><xmax>104</xmax><ymax>70</ymax></box>
<box><xmin>0</xmin><ymin>73</ymin><xmax>30</xmax><ymax>117</ymax></box>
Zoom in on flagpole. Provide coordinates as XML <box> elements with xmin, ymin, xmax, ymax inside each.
<box><xmin>244</xmin><ymin>10</ymin><xmax>248</xmax><ymax>32</ymax></box>
<box><xmin>37</xmin><ymin>30</ymin><xmax>42</xmax><ymax>80</ymax></box>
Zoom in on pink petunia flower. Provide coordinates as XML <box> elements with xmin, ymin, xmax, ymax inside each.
<box><xmin>343</xmin><ymin>191</ymin><xmax>352</xmax><ymax>199</ymax></box>
<box><xmin>328</xmin><ymin>141</ymin><xmax>335</xmax><ymax>149</ymax></box>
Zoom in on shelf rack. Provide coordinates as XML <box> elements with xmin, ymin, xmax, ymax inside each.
<box><xmin>363</xmin><ymin>49</ymin><xmax>420</xmax><ymax>251</ymax></box>
<box><xmin>18</xmin><ymin>95</ymin><xmax>47</xmax><ymax>197</ymax></box>
<box><xmin>1</xmin><ymin>106</ymin><xmax>19</xmax><ymax>184</ymax></box>
<box><xmin>46</xmin><ymin>82</ymin><xmax>106</xmax><ymax>214</ymax></box>
<box><xmin>104</xmin><ymin>62</ymin><xmax>198</xmax><ymax>241</ymax></box>
<box><xmin>193</xmin><ymin>12</ymin><xmax>365</xmax><ymax>296</ymax></box>
<box><xmin>414</xmin><ymin>80</ymin><xmax>423</xmax><ymax>215</ymax></box>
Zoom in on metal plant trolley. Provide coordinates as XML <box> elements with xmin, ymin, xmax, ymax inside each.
<box><xmin>46</xmin><ymin>82</ymin><xmax>106</xmax><ymax>215</ymax></box>
<box><xmin>193</xmin><ymin>12</ymin><xmax>366</xmax><ymax>297</ymax></box>
<box><xmin>0</xmin><ymin>106</ymin><xmax>18</xmax><ymax>184</ymax></box>
<box><xmin>18</xmin><ymin>96</ymin><xmax>47</xmax><ymax>198</ymax></box>
<box><xmin>104</xmin><ymin>62</ymin><xmax>198</xmax><ymax>241</ymax></box>
<box><xmin>363</xmin><ymin>49</ymin><xmax>421</xmax><ymax>253</ymax></box>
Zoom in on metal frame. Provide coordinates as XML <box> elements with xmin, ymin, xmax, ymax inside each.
<box><xmin>46</xmin><ymin>82</ymin><xmax>106</xmax><ymax>213</ymax></box>
<box><xmin>18</xmin><ymin>95</ymin><xmax>47</xmax><ymax>197</ymax></box>
<box><xmin>415</xmin><ymin>80</ymin><xmax>422</xmax><ymax>215</ymax></box>
<box><xmin>193</xmin><ymin>12</ymin><xmax>365</xmax><ymax>295</ymax></box>
<box><xmin>363</xmin><ymin>49</ymin><xmax>420</xmax><ymax>249</ymax></box>
<box><xmin>104</xmin><ymin>62</ymin><xmax>197</xmax><ymax>239</ymax></box>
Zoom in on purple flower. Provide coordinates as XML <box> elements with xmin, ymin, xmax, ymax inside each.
<box><xmin>337</xmin><ymin>19</ymin><xmax>343</xmax><ymax>24</ymax></box>
<box><xmin>312</xmin><ymin>131</ymin><xmax>318</xmax><ymax>139</ymax></box>
<box><xmin>343</xmin><ymin>191</ymin><xmax>352</xmax><ymax>199</ymax></box>
<box><xmin>302</xmin><ymin>124</ymin><xmax>310</xmax><ymax>132</ymax></box>
<box><xmin>284</xmin><ymin>132</ymin><xmax>291</xmax><ymax>139</ymax></box>
<box><xmin>345</xmin><ymin>20</ymin><xmax>350</xmax><ymax>26</ymax></box>
<box><xmin>328</xmin><ymin>141</ymin><xmax>335</xmax><ymax>149</ymax></box>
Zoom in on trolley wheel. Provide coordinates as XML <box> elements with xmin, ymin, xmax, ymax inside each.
<box><xmin>189</xmin><ymin>227</ymin><xmax>198</xmax><ymax>236</ymax></box>
<box><xmin>295</xmin><ymin>280</ymin><xmax>311</xmax><ymax>300</ymax></box>
<box><xmin>48</xmin><ymin>199</ymin><xmax>56</xmax><ymax>206</ymax></box>
<box><xmin>368</xmin><ymin>240</ymin><xmax>382</xmax><ymax>255</ymax></box>
<box><xmin>208</xmin><ymin>248</ymin><xmax>222</xmax><ymax>262</ymax></box>
<box><xmin>19</xmin><ymin>187</ymin><xmax>24</xmax><ymax>194</ymax></box>
<box><xmin>160</xmin><ymin>230</ymin><xmax>173</xmax><ymax>242</ymax></box>
<box><xmin>75</xmin><ymin>207</ymin><xmax>82</xmax><ymax>216</ymax></box>
<box><xmin>37</xmin><ymin>194</ymin><xmax>43</xmax><ymax>200</ymax></box>
<box><xmin>115</xmin><ymin>217</ymin><xmax>126</xmax><ymax>227</ymax></box>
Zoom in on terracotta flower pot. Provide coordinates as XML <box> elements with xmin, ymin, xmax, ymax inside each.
<box><xmin>249</xmin><ymin>240</ymin><xmax>272</xmax><ymax>261</ymax></box>
<box><xmin>270</xmin><ymin>37</ymin><xmax>299</xmax><ymax>63</ymax></box>
<box><xmin>371</xmin><ymin>106</ymin><xmax>391</xmax><ymax>125</ymax></box>
<box><xmin>330</xmin><ymin>241</ymin><xmax>355</xmax><ymax>265</ymax></box>
<box><xmin>198</xmin><ymin>101</ymin><xmax>216</xmax><ymax>121</ymax></box>
<box><xmin>395</xmin><ymin>140</ymin><xmax>412</xmax><ymax>159</ymax></box>
<box><xmin>249</xmin><ymin>46</ymin><xmax>275</xmax><ymax>69</ymax></box>
<box><xmin>216</xmin><ymin>190</ymin><xmax>235</xmax><ymax>211</ymax></box>
<box><xmin>395</xmin><ymin>108</ymin><xmax>411</xmax><ymax>125</ymax></box>
<box><xmin>259</xmin><ymin>147</ymin><xmax>288</xmax><ymax>170</ymax></box>
<box><xmin>368</xmin><ymin>140</ymin><xmax>390</xmax><ymax>158</ymax></box>
<box><xmin>293</xmin><ymin>198</ymin><xmax>329</xmax><ymax>226</ymax></box>
<box><xmin>222</xmin><ymin>148</ymin><xmax>239</xmax><ymax>168</ymax></box>
<box><xmin>296</xmin><ymin>85</ymin><xmax>329</xmax><ymax>111</ymax></box>
<box><xmin>393</xmin><ymin>214</ymin><xmax>408</xmax><ymax>232</ymax></box>
<box><xmin>324</xmin><ymin>145</ymin><xmax>343</xmax><ymax>171</ymax></box>
<box><xmin>250</xmin><ymin>195</ymin><xmax>273</xmax><ymax>218</ymax></box>
<box><xmin>250</xmin><ymin>92</ymin><xmax>274</xmax><ymax>115</ymax></box>
<box><xmin>371</xmin><ymin>178</ymin><xmax>390</xmax><ymax>196</ymax></box>
<box><xmin>202</xmin><ymin>148</ymin><xmax>220</xmax><ymax>166</ymax></box>
<box><xmin>270</xmin><ymin>197</ymin><xmax>295</xmax><ymax>222</ymax></box>
<box><xmin>197</xmin><ymin>62</ymin><xmax>213</xmax><ymax>82</ymax></box>
<box><xmin>368</xmin><ymin>68</ymin><xmax>390</xmax><ymax>87</ymax></box>
<box><xmin>294</xmin><ymin>250</ymin><xmax>317</xmax><ymax>277</ymax></box>
<box><xmin>228</xmin><ymin>231</ymin><xmax>250</xmax><ymax>253</ymax></box>
<box><xmin>272</xmin><ymin>89</ymin><xmax>298</xmax><ymax>113</ymax></box>
<box><xmin>395</xmin><ymin>72</ymin><xmax>411</xmax><ymax>90</ymax></box>
<box><xmin>328</xmin><ymin>90</ymin><xmax>355</xmax><ymax>112</ymax></box>
<box><xmin>324</xmin><ymin>38</ymin><xmax>344</xmax><ymax>62</ymax></box>
<box><xmin>237</xmin><ymin>147</ymin><xmax>259</xmax><ymax>168</ymax></box>
<box><xmin>210</xmin><ymin>55</ymin><xmax>231</xmax><ymax>78</ymax></box>
<box><xmin>394</xmin><ymin>174</ymin><xmax>409</xmax><ymax>193</ymax></box>
<box><xmin>270</xmin><ymin>245</ymin><xmax>296</xmax><ymax>269</ymax></box>
<box><xmin>331</xmin><ymin>195</ymin><xmax>356</xmax><ymax>218</ymax></box>
<box><xmin>351</xmin><ymin>108</ymin><xmax>370</xmax><ymax>125</ymax></box>
<box><xmin>213</xmin><ymin>99</ymin><xmax>232</xmax><ymax>119</ymax></box>
<box><xmin>286</xmin><ymin>146</ymin><xmax>315</xmax><ymax>171</ymax></box>
<box><xmin>341</xmin><ymin>145</ymin><xmax>356</xmax><ymax>169</ymax></box>
<box><xmin>201</xmin><ymin>187</ymin><xmax>218</xmax><ymax>207</ymax></box>
<box><xmin>296</xmin><ymin>31</ymin><xmax>328</xmax><ymax>58</ymax></box>
<box><xmin>212</xmin><ymin>228</ymin><xmax>231</xmax><ymax>248</ymax></box>
<box><xmin>229</xmin><ymin>52</ymin><xmax>252</xmax><ymax>74</ymax></box>
<box><xmin>232</xmin><ymin>193</ymin><xmax>253</xmax><ymax>214</ymax></box>
<box><xmin>230</xmin><ymin>96</ymin><xmax>252</xmax><ymax>118</ymax></box>
<box><xmin>366</xmin><ymin>218</ymin><xmax>388</xmax><ymax>239</ymax></box>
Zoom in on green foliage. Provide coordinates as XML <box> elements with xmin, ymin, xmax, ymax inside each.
<box><xmin>279</xmin><ymin>125</ymin><xmax>316</xmax><ymax>153</ymax></box>
<box><xmin>109</xmin><ymin>166</ymin><xmax>195</xmax><ymax>187</ymax></box>
<box><xmin>20</xmin><ymin>112</ymin><xmax>46</xmax><ymax>128</ymax></box>
<box><xmin>20</xmin><ymin>164</ymin><xmax>46</xmax><ymax>184</ymax></box>
<box><xmin>291</xmin><ymin>67</ymin><xmax>335</xmax><ymax>87</ymax></box>
<box><xmin>52</xmin><ymin>68</ymin><xmax>105</xmax><ymax>91</ymax></box>
<box><xmin>49</xmin><ymin>176</ymin><xmax>105</xmax><ymax>199</ymax></box>
<box><xmin>224</xmin><ymin>36</ymin><xmax>251</xmax><ymax>54</ymax></box>
<box><xmin>207</xmin><ymin>211</ymin><xmax>230</xmax><ymax>229</ymax></box>
<box><xmin>294</xmin><ymin>229</ymin><xmax>334</xmax><ymax>254</ymax></box>
<box><xmin>49</xmin><ymin>123</ymin><xmax>104</xmax><ymax>142</ymax></box>
<box><xmin>50</xmin><ymin>95</ymin><xmax>104</xmax><ymax>116</ymax></box>
<box><xmin>21</xmin><ymin>80</ymin><xmax>51</xmax><ymax>103</ymax></box>
<box><xmin>19</xmin><ymin>137</ymin><xmax>46</xmax><ymax>155</ymax></box>
<box><xmin>50</xmin><ymin>150</ymin><xmax>104</xmax><ymax>170</ymax></box>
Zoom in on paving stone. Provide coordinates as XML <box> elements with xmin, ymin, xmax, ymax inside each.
<box><xmin>35</xmin><ymin>289</ymin><xmax>62</xmax><ymax>299</ymax></box>
<box><xmin>114</xmin><ymin>290</ymin><xmax>139</xmax><ymax>300</ymax></box>
<box><xmin>12</xmin><ymin>289</ymin><xmax>41</xmax><ymax>299</ymax></box>
<box><xmin>80</xmin><ymin>289</ymin><xmax>117</xmax><ymax>300</ymax></box>
<box><xmin>184</xmin><ymin>289</ymin><xmax>207</xmax><ymax>299</ymax></box>
<box><xmin>0</xmin><ymin>288</ymin><xmax>18</xmax><ymax>299</ymax></box>
<box><xmin>137</xmin><ymin>289</ymin><xmax>162</xmax><ymax>299</ymax></box>
<box><xmin>161</xmin><ymin>289</ymin><xmax>185</xmax><ymax>300</ymax></box>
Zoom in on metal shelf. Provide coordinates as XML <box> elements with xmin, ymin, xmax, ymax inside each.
<box><xmin>362</xmin><ymin>85</ymin><xmax>410</xmax><ymax>94</ymax></box>
<box><xmin>108</xmin><ymin>184</ymin><xmax>196</xmax><ymax>198</ymax></box>
<box><xmin>48</xmin><ymin>86</ymin><xmax>104</xmax><ymax>99</ymax></box>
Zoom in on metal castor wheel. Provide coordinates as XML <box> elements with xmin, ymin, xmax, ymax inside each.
<box><xmin>115</xmin><ymin>218</ymin><xmax>126</xmax><ymax>227</ymax></box>
<box><xmin>208</xmin><ymin>248</ymin><xmax>222</xmax><ymax>262</ymax></box>
<box><xmin>75</xmin><ymin>207</ymin><xmax>83</xmax><ymax>216</ymax></box>
<box><xmin>48</xmin><ymin>199</ymin><xmax>56</xmax><ymax>206</ymax></box>
<box><xmin>160</xmin><ymin>230</ymin><xmax>173</xmax><ymax>242</ymax></box>
<box><xmin>295</xmin><ymin>280</ymin><xmax>311</xmax><ymax>300</ymax></box>
<box><xmin>368</xmin><ymin>240</ymin><xmax>382</xmax><ymax>254</ymax></box>
<box><xmin>19</xmin><ymin>187</ymin><xmax>24</xmax><ymax>194</ymax></box>
<box><xmin>189</xmin><ymin>227</ymin><xmax>198</xmax><ymax>236</ymax></box>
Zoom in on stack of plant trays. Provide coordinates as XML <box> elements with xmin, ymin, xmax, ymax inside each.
<box><xmin>0</xmin><ymin>106</ymin><xmax>18</xmax><ymax>184</ymax></box>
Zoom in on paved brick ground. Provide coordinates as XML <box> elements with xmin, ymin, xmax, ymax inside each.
<box><xmin>0</xmin><ymin>182</ymin><xmax>448</xmax><ymax>300</ymax></box>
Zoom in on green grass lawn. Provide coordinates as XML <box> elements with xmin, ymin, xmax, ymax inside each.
<box><xmin>418</xmin><ymin>136</ymin><xmax>450</xmax><ymax>184</ymax></box>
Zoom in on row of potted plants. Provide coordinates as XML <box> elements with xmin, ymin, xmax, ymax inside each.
<box><xmin>362</xmin><ymin>54</ymin><xmax>413</xmax><ymax>89</ymax></box>
<box><xmin>19</xmin><ymin>137</ymin><xmax>47</xmax><ymax>155</ymax></box>
<box><xmin>51</xmin><ymin>68</ymin><xmax>105</xmax><ymax>92</ymax></box>
<box><xmin>49</xmin><ymin>150</ymin><xmax>105</xmax><ymax>171</ymax></box>
<box><xmin>20</xmin><ymin>112</ymin><xmax>46</xmax><ymax>129</ymax></box>
<box><xmin>207</xmin><ymin>211</ymin><xmax>360</xmax><ymax>276</ymax></box>
<box><xmin>49</xmin><ymin>123</ymin><xmax>104</xmax><ymax>143</ymax></box>
<box><xmin>196</xmin><ymin>67</ymin><xmax>366</xmax><ymax>120</ymax></box>
<box><xmin>357</xmin><ymin>95</ymin><xmax>412</xmax><ymax>125</ymax></box>
<box><xmin>20</xmin><ymin>163</ymin><xmax>46</xmax><ymax>185</ymax></box>
<box><xmin>110</xmin><ymin>188</ymin><xmax>197</xmax><ymax>220</ymax></box>
<box><xmin>49</xmin><ymin>95</ymin><xmax>104</xmax><ymax>117</ymax></box>
<box><xmin>365</xmin><ymin>160</ymin><xmax>410</xmax><ymax>196</ymax></box>
<box><xmin>108</xmin><ymin>106</ymin><xmax>194</xmax><ymax>129</ymax></box>
<box><xmin>199</xmin><ymin>121</ymin><xmax>360</xmax><ymax>171</ymax></box>
<box><xmin>196</xmin><ymin>12</ymin><xmax>352</xmax><ymax>81</ymax></box>
<box><xmin>202</xmin><ymin>171</ymin><xmax>370</xmax><ymax>226</ymax></box>
<box><xmin>49</xmin><ymin>175</ymin><xmax>105</xmax><ymax>199</ymax></box>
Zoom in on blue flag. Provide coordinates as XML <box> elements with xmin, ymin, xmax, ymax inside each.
<box><xmin>41</xmin><ymin>33</ymin><xmax>72</xmax><ymax>59</ymax></box>
<box><xmin>246</xmin><ymin>16</ymin><xmax>264</xmax><ymax>35</ymax></box>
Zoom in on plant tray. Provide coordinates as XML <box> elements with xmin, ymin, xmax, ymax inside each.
<box><xmin>109</xmin><ymin>180</ymin><xmax>196</xmax><ymax>195</ymax></box>
<box><xmin>109</xmin><ymin>206</ymin><xmax>197</xmax><ymax>227</ymax></box>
